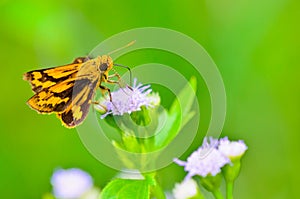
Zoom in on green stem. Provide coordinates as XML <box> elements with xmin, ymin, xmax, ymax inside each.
<box><xmin>144</xmin><ymin>172</ymin><xmax>166</xmax><ymax>199</ymax></box>
<box><xmin>212</xmin><ymin>189</ymin><xmax>224</xmax><ymax>199</ymax></box>
<box><xmin>152</xmin><ymin>181</ymin><xmax>166</xmax><ymax>199</ymax></box>
<box><xmin>226</xmin><ymin>182</ymin><xmax>233</xmax><ymax>199</ymax></box>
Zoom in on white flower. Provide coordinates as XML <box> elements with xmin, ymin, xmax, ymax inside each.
<box><xmin>96</xmin><ymin>78</ymin><xmax>160</xmax><ymax>118</ymax></box>
<box><xmin>218</xmin><ymin>137</ymin><xmax>247</xmax><ymax>158</ymax></box>
<box><xmin>51</xmin><ymin>168</ymin><xmax>93</xmax><ymax>199</ymax></box>
<box><xmin>172</xmin><ymin>179</ymin><xmax>198</xmax><ymax>199</ymax></box>
<box><xmin>174</xmin><ymin>137</ymin><xmax>230</xmax><ymax>180</ymax></box>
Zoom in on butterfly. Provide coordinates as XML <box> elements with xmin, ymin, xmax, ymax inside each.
<box><xmin>23</xmin><ymin>42</ymin><xmax>133</xmax><ymax>128</ymax></box>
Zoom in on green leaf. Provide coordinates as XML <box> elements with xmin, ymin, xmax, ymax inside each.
<box><xmin>169</xmin><ymin>76</ymin><xmax>197</xmax><ymax>117</ymax></box>
<box><xmin>154</xmin><ymin>77</ymin><xmax>197</xmax><ymax>148</ymax></box>
<box><xmin>154</xmin><ymin>111</ymin><xmax>180</xmax><ymax>148</ymax></box>
<box><xmin>103</xmin><ymin>115</ymin><xmax>123</xmax><ymax>133</ymax></box>
<box><xmin>101</xmin><ymin>179</ymin><xmax>150</xmax><ymax>199</ymax></box>
<box><xmin>130</xmin><ymin>106</ymin><xmax>152</xmax><ymax>126</ymax></box>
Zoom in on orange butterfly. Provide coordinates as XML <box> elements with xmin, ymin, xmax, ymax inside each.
<box><xmin>24</xmin><ymin>42</ymin><xmax>134</xmax><ymax>128</ymax></box>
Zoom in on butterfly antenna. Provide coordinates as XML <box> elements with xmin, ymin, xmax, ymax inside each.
<box><xmin>107</xmin><ymin>40</ymin><xmax>136</xmax><ymax>56</ymax></box>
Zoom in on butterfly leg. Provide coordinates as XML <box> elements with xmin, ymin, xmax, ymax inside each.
<box><xmin>99</xmin><ymin>84</ymin><xmax>119</xmax><ymax>113</ymax></box>
<box><xmin>99</xmin><ymin>85</ymin><xmax>112</xmax><ymax>102</ymax></box>
<box><xmin>108</xmin><ymin>73</ymin><xmax>133</xmax><ymax>91</ymax></box>
<box><xmin>107</xmin><ymin>78</ymin><xmax>133</xmax><ymax>96</ymax></box>
<box><xmin>108</xmin><ymin>73</ymin><xmax>120</xmax><ymax>79</ymax></box>
<box><xmin>108</xmin><ymin>73</ymin><xmax>122</xmax><ymax>87</ymax></box>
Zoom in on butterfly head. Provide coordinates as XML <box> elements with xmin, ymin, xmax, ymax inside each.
<box><xmin>99</xmin><ymin>55</ymin><xmax>113</xmax><ymax>72</ymax></box>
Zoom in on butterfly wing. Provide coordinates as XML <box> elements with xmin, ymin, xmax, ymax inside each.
<box><xmin>57</xmin><ymin>78</ymin><xmax>100</xmax><ymax>127</ymax></box>
<box><xmin>23</xmin><ymin>57</ymin><xmax>88</xmax><ymax>93</ymax></box>
<box><xmin>26</xmin><ymin>77</ymin><xmax>78</xmax><ymax>113</ymax></box>
<box><xmin>57</xmin><ymin>60</ymin><xmax>102</xmax><ymax>127</ymax></box>
<box><xmin>25</xmin><ymin>58</ymin><xmax>101</xmax><ymax>128</ymax></box>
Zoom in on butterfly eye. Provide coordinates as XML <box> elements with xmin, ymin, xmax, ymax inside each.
<box><xmin>100</xmin><ymin>63</ymin><xmax>108</xmax><ymax>71</ymax></box>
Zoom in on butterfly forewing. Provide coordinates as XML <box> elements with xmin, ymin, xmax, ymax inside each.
<box><xmin>23</xmin><ymin>58</ymin><xmax>86</xmax><ymax>93</ymax></box>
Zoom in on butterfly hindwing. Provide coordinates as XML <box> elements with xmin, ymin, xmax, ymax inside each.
<box><xmin>57</xmin><ymin>78</ymin><xmax>99</xmax><ymax>127</ymax></box>
<box><xmin>26</xmin><ymin>78</ymin><xmax>76</xmax><ymax>113</ymax></box>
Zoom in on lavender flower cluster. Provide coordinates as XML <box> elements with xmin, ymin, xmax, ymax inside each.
<box><xmin>174</xmin><ymin>137</ymin><xmax>247</xmax><ymax>180</ymax></box>
<box><xmin>96</xmin><ymin>78</ymin><xmax>160</xmax><ymax>118</ymax></box>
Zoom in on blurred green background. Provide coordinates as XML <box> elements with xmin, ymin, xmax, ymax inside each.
<box><xmin>0</xmin><ymin>0</ymin><xmax>299</xmax><ymax>198</ymax></box>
